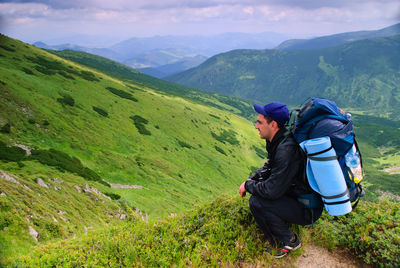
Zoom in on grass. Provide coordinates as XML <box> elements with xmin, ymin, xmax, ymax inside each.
<box><xmin>14</xmin><ymin>195</ymin><xmax>400</xmax><ymax>267</ymax></box>
<box><xmin>0</xmin><ymin>35</ymin><xmax>264</xmax><ymax>264</ymax></box>
<box><xmin>312</xmin><ymin>198</ymin><xmax>400</xmax><ymax>267</ymax></box>
<box><xmin>0</xmin><ymin>34</ymin><xmax>399</xmax><ymax>268</ymax></box>
<box><xmin>0</xmin><ymin>161</ymin><xmax>127</xmax><ymax>265</ymax></box>
<box><xmin>0</xmin><ymin>35</ymin><xmax>263</xmax><ymax>220</ymax></box>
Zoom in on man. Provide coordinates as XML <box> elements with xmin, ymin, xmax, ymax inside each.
<box><xmin>238</xmin><ymin>102</ymin><xmax>323</xmax><ymax>259</ymax></box>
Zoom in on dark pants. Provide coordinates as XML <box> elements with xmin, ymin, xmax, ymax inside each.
<box><xmin>249</xmin><ymin>195</ymin><xmax>323</xmax><ymax>246</ymax></box>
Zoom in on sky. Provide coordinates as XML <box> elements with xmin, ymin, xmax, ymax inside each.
<box><xmin>0</xmin><ymin>0</ymin><xmax>399</xmax><ymax>47</ymax></box>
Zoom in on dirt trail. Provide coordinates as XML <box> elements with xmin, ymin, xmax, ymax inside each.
<box><xmin>294</xmin><ymin>243</ymin><xmax>371</xmax><ymax>268</ymax></box>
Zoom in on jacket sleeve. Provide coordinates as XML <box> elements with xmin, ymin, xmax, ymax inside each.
<box><xmin>249</xmin><ymin>161</ymin><xmax>270</xmax><ymax>181</ymax></box>
<box><xmin>245</xmin><ymin>144</ymin><xmax>302</xmax><ymax>199</ymax></box>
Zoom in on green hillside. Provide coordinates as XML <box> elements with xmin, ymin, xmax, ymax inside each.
<box><xmin>47</xmin><ymin>49</ymin><xmax>255</xmax><ymax>121</ymax></box>
<box><xmin>0</xmin><ymin>34</ymin><xmax>263</xmax><ymax>264</ymax></box>
<box><xmin>1</xmin><ymin>34</ymin><xmax>399</xmax><ymax>267</ymax></box>
<box><xmin>167</xmin><ymin>35</ymin><xmax>400</xmax><ymax>120</ymax></box>
<box><xmin>276</xmin><ymin>23</ymin><xmax>400</xmax><ymax>50</ymax></box>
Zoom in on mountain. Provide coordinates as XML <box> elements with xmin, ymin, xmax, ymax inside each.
<box><xmin>167</xmin><ymin>35</ymin><xmax>400</xmax><ymax>120</ymax></box>
<box><xmin>33</xmin><ymin>41</ymin><xmax>124</xmax><ymax>62</ymax></box>
<box><xmin>33</xmin><ymin>32</ymin><xmax>292</xmax><ymax>75</ymax></box>
<box><xmin>138</xmin><ymin>54</ymin><xmax>208</xmax><ymax>78</ymax></box>
<box><xmin>110</xmin><ymin>32</ymin><xmax>291</xmax><ymax>58</ymax></box>
<box><xmin>276</xmin><ymin>23</ymin><xmax>400</xmax><ymax>50</ymax></box>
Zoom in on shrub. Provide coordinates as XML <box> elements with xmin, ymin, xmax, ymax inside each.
<box><xmin>57</xmin><ymin>95</ymin><xmax>75</xmax><ymax>106</ymax></box>
<box><xmin>177</xmin><ymin>139</ymin><xmax>192</xmax><ymax>149</ymax></box>
<box><xmin>106</xmin><ymin>87</ymin><xmax>138</xmax><ymax>102</ymax></box>
<box><xmin>130</xmin><ymin>115</ymin><xmax>151</xmax><ymax>135</ymax></box>
<box><xmin>312</xmin><ymin>199</ymin><xmax>400</xmax><ymax>267</ymax></box>
<box><xmin>79</xmin><ymin>70</ymin><xmax>99</xmax><ymax>82</ymax></box>
<box><xmin>209</xmin><ymin>114</ymin><xmax>220</xmax><ymax>119</ymax></box>
<box><xmin>22</xmin><ymin>67</ymin><xmax>34</xmax><ymax>75</ymax></box>
<box><xmin>25</xmin><ymin>55</ymin><xmax>97</xmax><ymax>81</ymax></box>
<box><xmin>28</xmin><ymin>119</ymin><xmax>35</xmax><ymax>124</ymax></box>
<box><xmin>92</xmin><ymin>106</ymin><xmax>109</xmax><ymax>117</ymax></box>
<box><xmin>30</xmin><ymin>148</ymin><xmax>109</xmax><ymax>186</ymax></box>
<box><xmin>0</xmin><ymin>45</ymin><xmax>15</xmax><ymax>52</ymax></box>
<box><xmin>16</xmin><ymin>196</ymin><xmax>267</xmax><ymax>267</ymax></box>
<box><xmin>0</xmin><ymin>123</ymin><xmax>11</xmax><ymax>134</ymax></box>
<box><xmin>58</xmin><ymin>71</ymin><xmax>75</xmax><ymax>80</ymax></box>
<box><xmin>214</xmin><ymin>145</ymin><xmax>227</xmax><ymax>155</ymax></box>
<box><xmin>104</xmin><ymin>192</ymin><xmax>121</xmax><ymax>200</ymax></box>
<box><xmin>251</xmin><ymin>145</ymin><xmax>266</xmax><ymax>159</ymax></box>
<box><xmin>211</xmin><ymin>129</ymin><xmax>240</xmax><ymax>146</ymax></box>
<box><xmin>34</xmin><ymin>65</ymin><xmax>56</xmax><ymax>75</ymax></box>
<box><xmin>0</xmin><ymin>141</ymin><xmax>26</xmax><ymax>162</ymax></box>
<box><xmin>42</xmin><ymin>120</ymin><xmax>50</xmax><ymax>126</ymax></box>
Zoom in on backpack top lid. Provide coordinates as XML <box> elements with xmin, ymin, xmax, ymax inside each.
<box><xmin>293</xmin><ymin>98</ymin><xmax>354</xmax><ymax>156</ymax></box>
<box><xmin>296</xmin><ymin>98</ymin><xmax>349</xmax><ymax>128</ymax></box>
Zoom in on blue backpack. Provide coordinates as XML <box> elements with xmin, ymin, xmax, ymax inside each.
<box><xmin>288</xmin><ymin>98</ymin><xmax>364</xmax><ymax>212</ymax></box>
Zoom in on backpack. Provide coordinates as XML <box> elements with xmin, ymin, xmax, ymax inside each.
<box><xmin>288</xmin><ymin>98</ymin><xmax>364</xmax><ymax>215</ymax></box>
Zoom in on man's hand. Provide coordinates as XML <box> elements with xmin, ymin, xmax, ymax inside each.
<box><xmin>238</xmin><ymin>181</ymin><xmax>247</xmax><ymax>197</ymax></box>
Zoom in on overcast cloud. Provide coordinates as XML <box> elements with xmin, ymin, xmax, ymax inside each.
<box><xmin>0</xmin><ymin>0</ymin><xmax>399</xmax><ymax>46</ymax></box>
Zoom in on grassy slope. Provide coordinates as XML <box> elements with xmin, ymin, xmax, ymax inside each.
<box><xmin>0</xmin><ymin>35</ymin><xmax>263</xmax><ymax>264</ymax></box>
<box><xmin>48</xmin><ymin>49</ymin><xmax>256</xmax><ymax>121</ymax></box>
<box><xmin>167</xmin><ymin>35</ymin><xmax>400</xmax><ymax>120</ymax></box>
<box><xmin>0</xmin><ymin>34</ymin><xmax>263</xmax><ymax>215</ymax></box>
<box><xmin>1</xmin><ymin>35</ymin><xmax>399</xmax><ymax>267</ymax></box>
<box><xmin>16</xmin><ymin>196</ymin><xmax>400</xmax><ymax>267</ymax></box>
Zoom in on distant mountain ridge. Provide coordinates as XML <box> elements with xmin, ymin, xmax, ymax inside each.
<box><xmin>276</xmin><ymin>23</ymin><xmax>400</xmax><ymax>50</ymax></box>
<box><xmin>33</xmin><ymin>32</ymin><xmax>292</xmax><ymax>77</ymax></box>
<box><xmin>167</xmin><ymin>35</ymin><xmax>400</xmax><ymax>120</ymax></box>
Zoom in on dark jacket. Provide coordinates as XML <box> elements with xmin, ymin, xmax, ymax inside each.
<box><xmin>245</xmin><ymin>127</ymin><xmax>311</xmax><ymax>200</ymax></box>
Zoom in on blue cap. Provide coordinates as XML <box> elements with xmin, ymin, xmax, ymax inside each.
<box><xmin>253</xmin><ymin>102</ymin><xmax>290</xmax><ymax>125</ymax></box>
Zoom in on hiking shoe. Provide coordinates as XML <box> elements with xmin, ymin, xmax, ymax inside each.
<box><xmin>265</xmin><ymin>234</ymin><xmax>302</xmax><ymax>259</ymax></box>
<box><xmin>265</xmin><ymin>246</ymin><xmax>289</xmax><ymax>259</ymax></box>
<box><xmin>285</xmin><ymin>233</ymin><xmax>302</xmax><ymax>251</ymax></box>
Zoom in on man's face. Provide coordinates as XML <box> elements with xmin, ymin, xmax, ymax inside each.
<box><xmin>255</xmin><ymin>114</ymin><xmax>274</xmax><ymax>140</ymax></box>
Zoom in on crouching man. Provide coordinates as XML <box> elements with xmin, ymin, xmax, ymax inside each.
<box><xmin>239</xmin><ymin>102</ymin><xmax>323</xmax><ymax>258</ymax></box>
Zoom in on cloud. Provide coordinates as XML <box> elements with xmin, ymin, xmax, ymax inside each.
<box><xmin>0</xmin><ymin>0</ymin><xmax>94</xmax><ymax>9</ymax></box>
<box><xmin>0</xmin><ymin>0</ymin><xmax>398</xmax><ymax>44</ymax></box>
<box><xmin>1</xmin><ymin>0</ymin><xmax>397</xmax><ymax>10</ymax></box>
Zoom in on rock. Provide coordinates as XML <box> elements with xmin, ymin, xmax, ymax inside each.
<box><xmin>36</xmin><ymin>178</ymin><xmax>49</xmax><ymax>188</ymax></box>
<box><xmin>0</xmin><ymin>192</ymin><xmax>6</xmax><ymax>197</ymax></box>
<box><xmin>83</xmin><ymin>226</ymin><xmax>93</xmax><ymax>235</ymax></box>
<box><xmin>52</xmin><ymin>216</ymin><xmax>58</xmax><ymax>223</ymax></box>
<box><xmin>82</xmin><ymin>183</ymin><xmax>110</xmax><ymax>199</ymax></box>
<box><xmin>28</xmin><ymin>226</ymin><xmax>38</xmax><ymax>241</ymax></box>
<box><xmin>109</xmin><ymin>183</ymin><xmax>146</xmax><ymax>189</ymax></box>
<box><xmin>23</xmin><ymin>185</ymin><xmax>32</xmax><ymax>191</ymax></box>
<box><xmin>0</xmin><ymin>170</ymin><xmax>20</xmax><ymax>184</ymax></box>
<box><xmin>83</xmin><ymin>183</ymin><xmax>91</xmax><ymax>193</ymax></box>
<box><xmin>13</xmin><ymin>143</ymin><xmax>31</xmax><ymax>155</ymax></box>
<box><xmin>53</xmin><ymin>178</ymin><xmax>63</xmax><ymax>184</ymax></box>
<box><xmin>53</xmin><ymin>186</ymin><xmax>61</xmax><ymax>191</ymax></box>
<box><xmin>91</xmin><ymin>187</ymin><xmax>111</xmax><ymax>200</ymax></box>
<box><xmin>74</xmin><ymin>185</ymin><xmax>82</xmax><ymax>193</ymax></box>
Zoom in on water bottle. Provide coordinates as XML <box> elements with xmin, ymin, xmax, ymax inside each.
<box><xmin>345</xmin><ymin>144</ymin><xmax>363</xmax><ymax>183</ymax></box>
